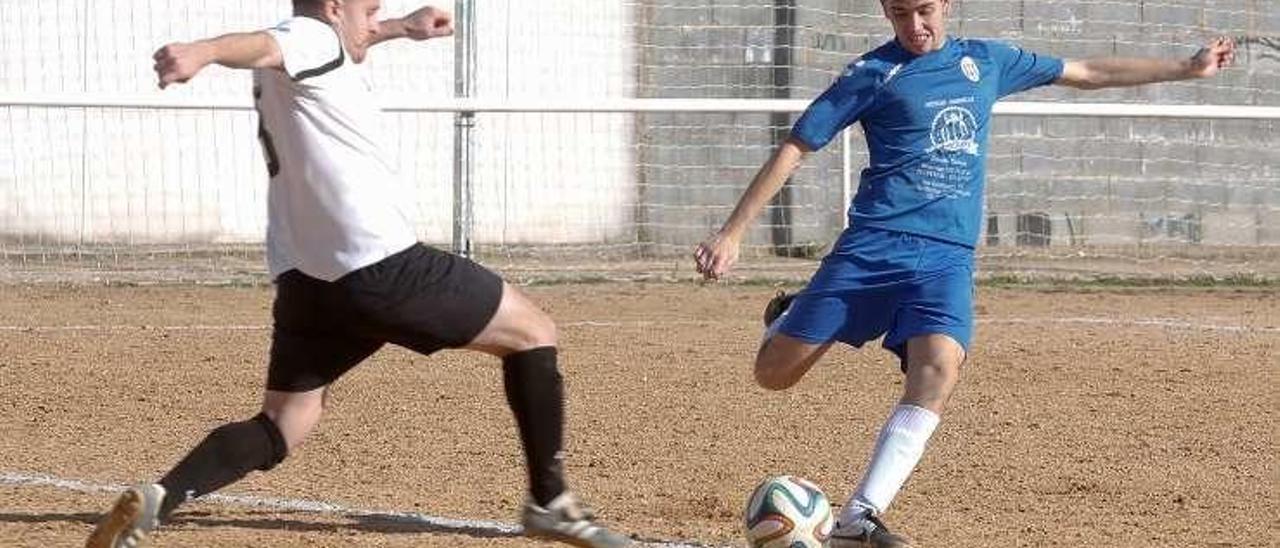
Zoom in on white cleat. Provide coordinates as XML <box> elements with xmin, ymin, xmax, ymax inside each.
<box><xmin>85</xmin><ymin>483</ymin><xmax>165</xmax><ymax>548</ymax></box>
<box><xmin>521</xmin><ymin>491</ymin><xmax>632</xmax><ymax>547</ymax></box>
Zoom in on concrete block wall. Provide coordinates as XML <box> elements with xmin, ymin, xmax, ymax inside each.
<box><xmin>634</xmin><ymin>0</ymin><xmax>1278</xmax><ymax>253</ymax></box>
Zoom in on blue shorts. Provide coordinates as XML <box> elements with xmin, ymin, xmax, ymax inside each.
<box><xmin>776</xmin><ymin>227</ymin><xmax>974</xmax><ymax>364</ymax></box>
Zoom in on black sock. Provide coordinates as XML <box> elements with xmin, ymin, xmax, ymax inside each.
<box><xmin>502</xmin><ymin>346</ymin><xmax>567</xmax><ymax>507</ymax></box>
<box><xmin>157</xmin><ymin>412</ymin><xmax>288</xmax><ymax>519</ymax></box>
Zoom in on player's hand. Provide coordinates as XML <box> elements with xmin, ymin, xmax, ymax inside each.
<box><xmin>694</xmin><ymin>231</ymin><xmax>741</xmax><ymax>281</ymax></box>
<box><xmin>1189</xmin><ymin>36</ymin><xmax>1235</xmax><ymax>78</ymax></box>
<box><xmin>153</xmin><ymin>42</ymin><xmax>212</xmax><ymax>89</ymax></box>
<box><xmin>402</xmin><ymin>6</ymin><xmax>454</xmax><ymax>40</ymax></box>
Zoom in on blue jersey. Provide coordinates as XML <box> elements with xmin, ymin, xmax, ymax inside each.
<box><xmin>791</xmin><ymin>38</ymin><xmax>1064</xmax><ymax>247</ymax></box>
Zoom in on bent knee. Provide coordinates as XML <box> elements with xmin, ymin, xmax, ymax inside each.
<box><xmin>510</xmin><ymin>309</ymin><xmax>557</xmax><ymax>351</ymax></box>
<box><xmin>754</xmin><ymin>359</ymin><xmax>801</xmax><ymax>391</ymax></box>
<box><xmin>494</xmin><ymin>287</ymin><xmax>558</xmax><ymax>351</ymax></box>
<box><xmin>529</xmin><ymin>311</ymin><xmax>558</xmax><ymax>347</ymax></box>
<box><xmin>907</xmin><ymin>357</ymin><xmax>963</xmax><ymax>380</ymax></box>
<box><xmin>753</xmin><ymin>336</ymin><xmax>825</xmax><ymax>391</ymax></box>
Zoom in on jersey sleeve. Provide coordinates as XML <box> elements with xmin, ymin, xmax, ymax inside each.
<box><xmin>986</xmin><ymin>41</ymin><xmax>1064</xmax><ymax>98</ymax></box>
<box><xmin>790</xmin><ymin>60</ymin><xmax>885</xmax><ymax>151</ymax></box>
<box><xmin>265</xmin><ymin>17</ymin><xmax>345</xmax><ymax>81</ymax></box>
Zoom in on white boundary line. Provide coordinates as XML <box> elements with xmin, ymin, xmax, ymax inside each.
<box><xmin>0</xmin><ymin>325</ymin><xmax>271</xmax><ymax>332</ymax></box>
<box><xmin>0</xmin><ymin>471</ymin><xmax>716</xmax><ymax>548</ymax></box>
<box><xmin>0</xmin><ymin>317</ymin><xmax>1275</xmax><ymax>334</ymax></box>
<box><xmin>976</xmin><ymin>317</ymin><xmax>1279</xmax><ymax>334</ymax></box>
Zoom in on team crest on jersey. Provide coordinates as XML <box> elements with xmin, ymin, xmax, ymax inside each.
<box><xmin>929</xmin><ymin>106</ymin><xmax>979</xmax><ymax>155</ymax></box>
<box><xmin>960</xmin><ymin>56</ymin><xmax>981</xmax><ymax>83</ymax></box>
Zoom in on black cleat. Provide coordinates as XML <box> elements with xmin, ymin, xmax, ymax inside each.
<box><xmin>830</xmin><ymin>514</ymin><xmax>914</xmax><ymax>548</ymax></box>
<box><xmin>762</xmin><ymin>290</ymin><xmax>796</xmax><ymax>327</ymax></box>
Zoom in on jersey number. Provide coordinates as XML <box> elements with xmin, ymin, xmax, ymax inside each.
<box><xmin>253</xmin><ymin>86</ymin><xmax>280</xmax><ymax>177</ymax></box>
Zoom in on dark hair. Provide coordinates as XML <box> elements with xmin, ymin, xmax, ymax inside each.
<box><xmin>293</xmin><ymin>0</ymin><xmax>323</xmax><ymax>9</ymax></box>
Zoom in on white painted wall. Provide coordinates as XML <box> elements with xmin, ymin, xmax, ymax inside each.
<box><xmin>0</xmin><ymin>0</ymin><xmax>634</xmax><ymax>246</ymax></box>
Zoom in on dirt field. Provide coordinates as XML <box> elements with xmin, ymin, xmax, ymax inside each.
<box><xmin>0</xmin><ymin>283</ymin><xmax>1276</xmax><ymax>547</ymax></box>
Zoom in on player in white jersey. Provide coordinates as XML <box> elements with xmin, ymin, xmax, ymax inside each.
<box><xmin>86</xmin><ymin>2</ymin><xmax>631</xmax><ymax>547</ymax></box>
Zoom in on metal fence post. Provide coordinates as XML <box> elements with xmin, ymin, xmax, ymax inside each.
<box><xmin>452</xmin><ymin>0</ymin><xmax>477</xmax><ymax>258</ymax></box>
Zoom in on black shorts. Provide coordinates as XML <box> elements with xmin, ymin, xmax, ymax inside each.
<box><xmin>267</xmin><ymin>243</ymin><xmax>504</xmax><ymax>392</ymax></box>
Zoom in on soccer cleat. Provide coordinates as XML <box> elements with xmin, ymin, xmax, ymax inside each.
<box><xmin>522</xmin><ymin>491</ymin><xmax>633</xmax><ymax>547</ymax></box>
<box><xmin>762</xmin><ymin>290</ymin><xmax>795</xmax><ymax>327</ymax></box>
<box><xmin>829</xmin><ymin>514</ymin><xmax>915</xmax><ymax>548</ymax></box>
<box><xmin>85</xmin><ymin>483</ymin><xmax>165</xmax><ymax>548</ymax></box>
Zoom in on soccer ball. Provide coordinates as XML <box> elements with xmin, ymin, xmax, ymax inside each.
<box><xmin>743</xmin><ymin>475</ymin><xmax>834</xmax><ymax>548</ymax></box>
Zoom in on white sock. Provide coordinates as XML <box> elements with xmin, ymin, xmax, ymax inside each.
<box><xmin>839</xmin><ymin>404</ymin><xmax>940</xmax><ymax>524</ymax></box>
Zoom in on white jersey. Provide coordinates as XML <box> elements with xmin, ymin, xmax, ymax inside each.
<box><xmin>255</xmin><ymin>16</ymin><xmax>417</xmax><ymax>281</ymax></box>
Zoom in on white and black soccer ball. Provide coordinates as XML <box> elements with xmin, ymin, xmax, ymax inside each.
<box><xmin>743</xmin><ymin>475</ymin><xmax>834</xmax><ymax>548</ymax></box>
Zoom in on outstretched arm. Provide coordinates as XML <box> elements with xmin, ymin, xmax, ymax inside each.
<box><xmin>1057</xmin><ymin>36</ymin><xmax>1235</xmax><ymax>90</ymax></box>
<box><xmin>694</xmin><ymin>138</ymin><xmax>810</xmax><ymax>281</ymax></box>
<box><xmin>153</xmin><ymin>32</ymin><xmax>283</xmax><ymax>89</ymax></box>
<box><xmin>372</xmin><ymin>5</ymin><xmax>454</xmax><ymax>46</ymax></box>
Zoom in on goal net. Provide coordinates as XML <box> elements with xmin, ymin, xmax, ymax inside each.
<box><xmin>1</xmin><ymin>0</ymin><xmax>1277</xmax><ymax>283</ymax></box>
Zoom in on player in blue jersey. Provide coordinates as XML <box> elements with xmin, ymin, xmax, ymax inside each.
<box><xmin>695</xmin><ymin>0</ymin><xmax>1235</xmax><ymax>546</ymax></box>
